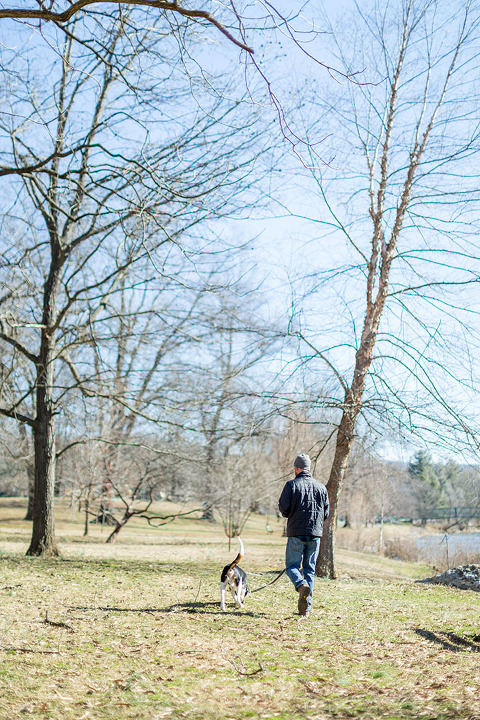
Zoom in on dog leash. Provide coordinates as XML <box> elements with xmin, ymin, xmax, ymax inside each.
<box><xmin>250</xmin><ymin>569</ymin><xmax>286</xmax><ymax>593</ymax></box>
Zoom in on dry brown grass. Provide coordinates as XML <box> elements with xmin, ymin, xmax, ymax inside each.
<box><xmin>0</xmin><ymin>499</ymin><xmax>479</xmax><ymax>720</ymax></box>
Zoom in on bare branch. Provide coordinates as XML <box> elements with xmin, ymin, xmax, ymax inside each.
<box><xmin>0</xmin><ymin>1</ymin><xmax>254</xmax><ymax>53</ymax></box>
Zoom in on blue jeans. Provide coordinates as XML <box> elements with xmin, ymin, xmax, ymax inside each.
<box><xmin>285</xmin><ymin>535</ymin><xmax>321</xmax><ymax>611</ymax></box>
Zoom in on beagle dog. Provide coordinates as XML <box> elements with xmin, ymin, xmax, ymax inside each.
<box><xmin>220</xmin><ymin>537</ymin><xmax>249</xmax><ymax>611</ymax></box>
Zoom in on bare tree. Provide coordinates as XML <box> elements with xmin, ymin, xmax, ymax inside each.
<box><xmin>167</xmin><ymin>284</ymin><xmax>282</xmax><ymax>521</ymax></box>
<box><xmin>215</xmin><ymin>445</ymin><xmax>267</xmax><ymax>546</ymax></box>
<box><xmin>285</xmin><ymin>0</ymin><xmax>480</xmax><ymax>577</ymax></box>
<box><xmin>90</xmin><ymin>445</ymin><xmax>202</xmax><ymax>543</ymax></box>
<box><xmin>0</xmin><ymin>10</ymin><xmax>272</xmax><ymax>555</ymax></box>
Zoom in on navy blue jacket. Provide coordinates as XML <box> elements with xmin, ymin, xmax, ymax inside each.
<box><xmin>278</xmin><ymin>471</ymin><xmax>329</xmax><ymax>537</ymax></box>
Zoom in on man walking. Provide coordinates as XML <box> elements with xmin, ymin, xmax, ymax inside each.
<box><xmin>278</xmin><ymin>453</ymin><xmax>329</xmax><ymax>617</ymax></box>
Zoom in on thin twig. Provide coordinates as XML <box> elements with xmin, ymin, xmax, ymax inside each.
<box><xmin>224</xmin><ymin>654</ymin><xmax>263</xmax><ymax>676</ymax></box>
<box><xmin>0</xmin><ymin>646</ymin><xmax>61</xmax><ymax>654</ymax></box>
<box><xmin>43</xmin><ymin>610</ymin><xmax>75</xmax><ymax>632</ymax></box>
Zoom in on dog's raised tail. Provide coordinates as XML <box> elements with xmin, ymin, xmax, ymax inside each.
<box><xmin>237</xmin><ymin>536</ymin><xmax>244</xmax><ymax>562</ymax></box>
<box><xmin>228</xmin><ymin>536</ymin><xmax>244</xmax><ymax>570</ymax></box>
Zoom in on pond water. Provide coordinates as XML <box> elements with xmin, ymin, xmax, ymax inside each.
<box><xmin>415</xmin><ymin>532</ymin><xmax>480</xmax><ymax>564</ymax></box>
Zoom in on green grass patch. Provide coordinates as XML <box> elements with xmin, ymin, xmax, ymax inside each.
<box><xmin>0</xmin><ymin>500</ymin><xmax>479</xmax><ymax>719</ymax></box>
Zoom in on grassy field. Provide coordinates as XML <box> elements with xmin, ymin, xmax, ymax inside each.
<box><xmin>0</xmin><ymin>499</ymin><xmax>479</xmax><ymax>720</ymax></box>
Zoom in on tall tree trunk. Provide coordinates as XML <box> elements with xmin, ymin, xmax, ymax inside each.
<box><xmin>202</xmin><ymin>441</ymin><xmax>219</xmax><ymax>522</ymax></box>
<box><xmin>83</xmin><ymin>491</ymin><xmax>90</xmax><ymax>537</ymax></box>
<box><xmin>26</xmin><ymin>263</ymin><xmax>62</xmax><ymax>557</ymax></box>
<box><xmin>316</xmin><ymin>322</ymin><xmax>379</xmax><ymax>577</ymax></box>
<box><xmin>316</xmin><ymin>405</ymin><xmax>358</xmax><ymax>578</ymax></box>
<box><xmin>26</xmin><ymin>362</ymin><xmax>59</xmax><ymax>556</ymax></box>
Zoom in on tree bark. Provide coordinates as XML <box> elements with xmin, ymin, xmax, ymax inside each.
<box><xmin>83</xmin><ymin>493</ymin><xmax>90</xmax><ymax>537</ymax></box>
<box><xmin>105</xmin><ymin>515</ymin><xmax>131</xmax><ymax>543</ymax></box>
<box><xmin>26</xmin><ymin>370</ymin><xmax>59</xmax><ymax>556</ymax></box>
<box><xmin>24</xmin><ymin>462</ymin><xmax>35</xmax><ymax>521</ymax></box>
<box><xmin>316</xmin><ymin>404</ymin><xmax>357</xmax><ymax>578</ymax></box>
<box><xmin>26</xmin><ymin>264</ymin><xmax>62</xmax><ymax>557</ymax></box>
<box><xmin>317</xmin><ymin>308</ymin><xmax>383</xmax><ymax>577</ymax></box>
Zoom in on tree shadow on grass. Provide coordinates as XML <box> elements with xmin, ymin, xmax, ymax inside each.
<box><xmin>414</xmin><ymin>628</ymin><xmax>480</xmax><ymax>652</ymax></box>
<box><xmin>69</xmin><ymin>601</ymin><xmax>264</xmax><ymax>617</ymax></box>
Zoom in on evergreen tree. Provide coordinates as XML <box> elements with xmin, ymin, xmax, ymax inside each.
<box><xmin>408</xmin><ymin>451</ymin><xmax>443</xmax><ymax>521</ymax></box>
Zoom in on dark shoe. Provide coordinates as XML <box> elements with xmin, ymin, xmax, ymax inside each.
<box><xmin>297</xmin><ymin>584</ymin><xmax>311</xmax><ymax>615</ymax></box>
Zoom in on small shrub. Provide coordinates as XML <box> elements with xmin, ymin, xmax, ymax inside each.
<box><xmin>383</xmin><ymin>539</ymin><xmax>420</xmax><ymax>562</ymax></box>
